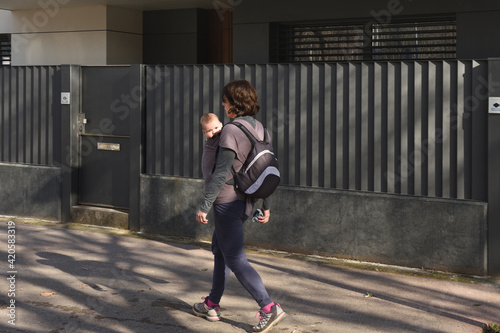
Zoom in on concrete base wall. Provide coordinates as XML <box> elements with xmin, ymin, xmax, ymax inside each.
<box><xmin>141</xmin><ymin>175</ymin><xmax>213</xmax><ymax>240</ymax></box>
<box><xmin>0</xmin><ymin>167</ymin><xmax>487</xmax><ymax>275</ymax></box>
<box><xmin>140</xmin><ymin>175</ymin><xmax>488</xmax><ymax>275</ymax></box>
<box><xmin>0</xmin><ymin>163</ymin><xmax>61</xmax><ymax>220</ymax></box>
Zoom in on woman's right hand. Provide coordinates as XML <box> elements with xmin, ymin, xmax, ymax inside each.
<box><xmin>196</xmin><ymin>210</ymin><xmax>208</xmax><ymax>224</ymax></box>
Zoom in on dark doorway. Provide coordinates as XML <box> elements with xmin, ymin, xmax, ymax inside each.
<box><xmin>79</xmin><ymin>66</ymin><xmax>131</xmax><ymax>210</ymax></box>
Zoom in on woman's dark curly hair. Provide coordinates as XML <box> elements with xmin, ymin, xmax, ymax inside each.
<box><xmin>221</xmin><ymin>79</ymin><xmax>260</xmax><ymax>116</ymax></box>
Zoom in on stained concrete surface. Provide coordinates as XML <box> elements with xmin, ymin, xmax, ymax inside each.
<box><xmin>0</xmin><ymin>219</ymin><xmax>499</xmax><ymax>333</ymax></box>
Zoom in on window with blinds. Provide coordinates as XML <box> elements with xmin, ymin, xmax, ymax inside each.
<box><xmin>271</xmin><ymin>16</ymin><xmax>456</xmax><ymax>62</ymax></box>
<box><xmin>0</xmin><ymin>35</ymin><xmax>11</xmax><ymax>66</ymax></box>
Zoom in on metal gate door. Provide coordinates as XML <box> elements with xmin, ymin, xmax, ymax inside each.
<box><xmin>79</xmin><ymin>66</ymin><xmax>131</xmax><ymax>210</ymax></box>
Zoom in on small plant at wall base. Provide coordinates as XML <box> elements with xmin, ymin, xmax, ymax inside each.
<box><xmin>482</xmin><ymin>322</ymin><xmax>500</xmax><ymax>333</ymax></box>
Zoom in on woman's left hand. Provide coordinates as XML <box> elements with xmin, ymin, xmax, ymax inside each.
<box><xmin>257</xmin><ymin>209</ymin><xmax>270</xmax><ymax>224</ymax></box>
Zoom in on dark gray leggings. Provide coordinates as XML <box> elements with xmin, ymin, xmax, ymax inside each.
<box><xmin>208</xmin><ymin>200</ymin><xmax>272</xmax><ymax>308</ymax></box>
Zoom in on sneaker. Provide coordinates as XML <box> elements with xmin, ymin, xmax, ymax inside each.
<box><xmin>252</xmin><ymin>303</ymin><xmax>285</xmax><ymax>332</ymax></box>
<box><xmin>193</xmin><ymin>297</ymin><xmax>221</xmax><ymax>322</ymax></box>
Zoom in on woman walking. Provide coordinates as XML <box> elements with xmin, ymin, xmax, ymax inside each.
<box><xmin>193</xmin><ymin>79</ymin><xmax>285</xmax><ymax>333</ymax></box>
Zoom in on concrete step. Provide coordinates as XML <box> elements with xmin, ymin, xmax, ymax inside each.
<box><xmin>71</xmin><ymin>205</ymin><xmax>128</xmax><ymax>229</ymax></box>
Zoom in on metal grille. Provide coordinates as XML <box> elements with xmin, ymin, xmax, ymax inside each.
<box><xmin>272</xmin><ymin>23</ymin><xmax>366</xmax><ymax>62</ymax></box>
<box><xmin>371</xmin><ymin>19</ymin><xmax>456</xmax><ymax>60</ymax></box>
<box><xmin>0</xmin><ymin>35</ymin><xmax>11</xmax><ymax>66</ymax></box>
<box><xmin>272</xmin><ymin>17</ymin><xmax>456</xmax><ymax>62</ymax></box>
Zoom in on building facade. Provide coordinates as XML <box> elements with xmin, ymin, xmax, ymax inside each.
<box><xmin>1</xmin><ymin>1</ymin><xmax>500</xmax><ymax>65</ymax></box>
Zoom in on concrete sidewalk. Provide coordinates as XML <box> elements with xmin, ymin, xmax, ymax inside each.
<box><xmin>0</xmin><ymin>219</ymin><xmax>499</xmax><ymax>333</ymax></box>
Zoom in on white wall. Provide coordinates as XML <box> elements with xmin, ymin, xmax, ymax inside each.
<box><xmin>0</xmin><ymin>10</ymin><xmax>15</xmax><ymax>32</ymax></box>
<box><xmin>107</xmin><ymin>31</ymin><xmax>142</xmax><ymax>64</ymax></box>
<box><xmin>12</xmin><ymin>31</ymin><xmax>107</xmax><ymax>65</ymax></box>
<box><xmin>106</xmin><ymin>6</ymin><xmax>143</xmax><ymax>64</ymax></box>
<box><xmin>9</xmin><ymin>5</ymin><xmax>142</xmax><ymax>65</ymax></box>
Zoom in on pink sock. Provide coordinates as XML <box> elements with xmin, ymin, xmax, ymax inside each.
<box><xmin>206</xmin><ymin>298</ymin><xmax>218</xmax><ymax>308</ymax></box>
<box><xmin>261</xmin><ymin>302</ymin><xmax>275</xmax><ymax>313</ymax></box>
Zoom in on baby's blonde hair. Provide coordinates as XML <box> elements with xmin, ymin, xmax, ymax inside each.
<box><xmin>200</xmin><ymin>113</ymin><xmax>219</xmax><ymax>126</ymax></box>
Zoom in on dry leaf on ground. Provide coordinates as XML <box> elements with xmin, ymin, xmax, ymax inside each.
<box><xmin>40</xmin><ymin>292</ymin><xmax>57</xmax><ymax>297</ymax></box>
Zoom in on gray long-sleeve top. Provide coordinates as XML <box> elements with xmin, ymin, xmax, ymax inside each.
<box><xmin>199</xmin><ymin>117</ymin><xmax>271</xmax><ymax>214</ymax></box>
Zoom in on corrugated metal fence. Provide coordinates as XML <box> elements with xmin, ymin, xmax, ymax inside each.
<box><xmin>145</xmin><ymin>61</ymin><xmax>488</xmax><ymax>200</ymax></box>
<box><xmin>0</xmin><ymin>62</ymin><xmax>488</xmax><ymax>201</ymax></box>
<box><xmin>0</xmin><ymin>66</ymin><xmax>61</xmax><ymax>166</ymax></box>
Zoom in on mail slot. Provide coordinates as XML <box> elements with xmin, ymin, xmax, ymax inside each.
<box><xmin>97</xmin><ymin>142</ymin><xmax>120</xmax><ymax>151</ymax></box>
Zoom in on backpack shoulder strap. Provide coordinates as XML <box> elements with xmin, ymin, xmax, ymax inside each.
<box><xmin>227</xmin><ymin>121</ymin><xmax>257</xmax><ymax>145</ymax></box>
<box><xmin>225</xmin><ymin>121</ymin><xmax>260</xmax><ymax>177</ymax></box>
<box><xmin>229</xmin><ymin>119</ymin><xmax>272</xmax><ymax>144</ymax></box>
